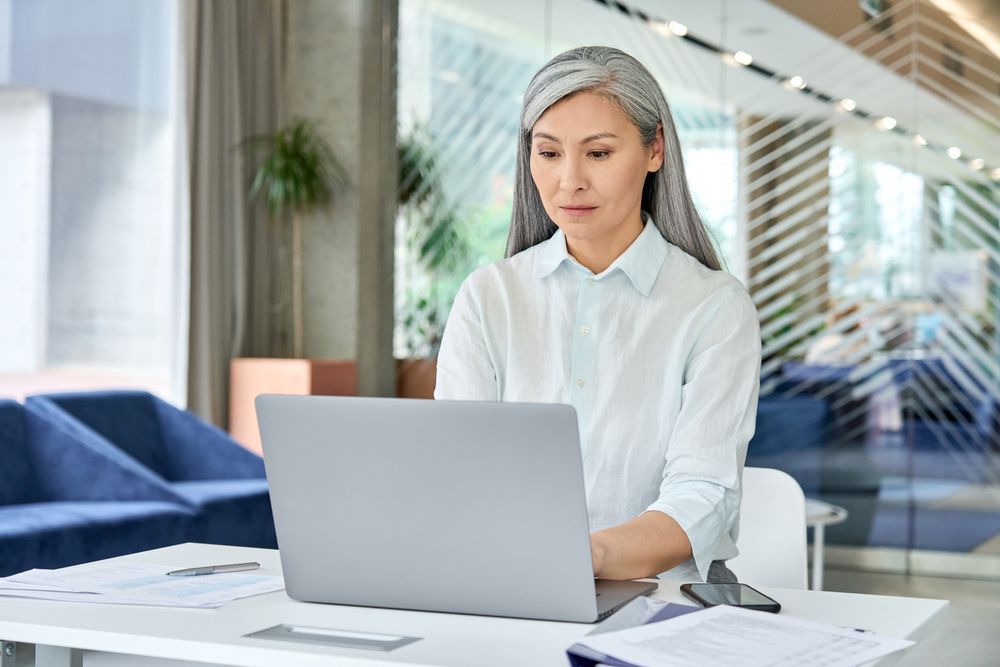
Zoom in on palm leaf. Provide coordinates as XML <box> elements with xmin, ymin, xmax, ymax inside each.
<box><xmin>246</xmin><ymin>118</ymin><xmax>345</xmax><ymax>221</ymax></box>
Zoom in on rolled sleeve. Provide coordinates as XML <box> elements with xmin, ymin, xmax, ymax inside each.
<box><xmin>649</xmin><ymin>285</ymin><xmax>762</xmax><ymax>579</ymax></box>
<box><xmin>434</xmin><ymin>275</ymin><xmax>500</xmax><ymax>401</ymax></box>
<box><xmin>646</xmin><ymin>480</ymin><xmax>733</xmax><ymax>581</ymax></box>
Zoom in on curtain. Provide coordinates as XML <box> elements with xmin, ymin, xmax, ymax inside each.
<box><xmin>185</xmin><ymin>0</ymin><xmax>284</xmax><ymax>426</ymax></box>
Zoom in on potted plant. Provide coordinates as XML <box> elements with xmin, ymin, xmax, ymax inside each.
<box><xmin>248</xmin><ymin>118</ymin><xmax>344</xmax><ymax>357</ymax></box>
<box><xmin>395</xmin><ymin>127</ymin><xmax>471</xmax><ymax>397</ymax></box>
<box><xmin>229</xmin><ymin>119</ymin><xmax>352</xmax><ymax>453</ymax></box>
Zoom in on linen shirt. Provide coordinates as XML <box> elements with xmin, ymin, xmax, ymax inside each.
<box><xmin>434</xmin><ymin>219</ymin><xmax>761</xmax><ymax>581</ymax></box>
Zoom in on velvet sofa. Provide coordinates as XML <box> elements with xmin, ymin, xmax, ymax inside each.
<box><xmin>780</xmin><ymin>358</ymin><xmax>999</xmax><ymax>457</ymax></box>
<box><xmin>26</xmin><ymin>391</ymin><xmax>277</xmax><ymax>549</ymax></box>
<box><xmin>746</xmin><ymin>394</ymin><xmax>881</xmax><ymax>546</ymax></box>
<box><xmin>0</xmin><ymin>399</ymin><xmax>193</xmax><ymax>576</ymax></box>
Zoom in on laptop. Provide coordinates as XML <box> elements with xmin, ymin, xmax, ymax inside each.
<box><xmin>255</xmin><ymin>395</ymin><xmax>656</xmax><ymax>623</ymax></box>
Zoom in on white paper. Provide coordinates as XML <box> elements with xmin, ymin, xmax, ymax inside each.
<box><xmin>578</xmin><ymin>605</ymin><xmax>914</xmax><ymax>667</ymax></box>
<box><xmin>0</xmin><ymin>588</ymin><xmax>195</xmax><ymax>607</ymax></box>
<box><xmin>0</xmin><ymin>563</ymin><xmax>285</xmax><ymax>608</ymax></box>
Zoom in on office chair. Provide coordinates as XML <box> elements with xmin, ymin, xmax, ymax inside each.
<box><xmin>728</xmin><ymin>466</ymin><xmax>808</xmax><ymax>589</ymax></box>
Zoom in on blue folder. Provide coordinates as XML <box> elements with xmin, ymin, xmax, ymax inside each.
<box><xmin>567</xmin><ymin>601</ymin><xmax>702</xmax><ymax>666</ymax></box>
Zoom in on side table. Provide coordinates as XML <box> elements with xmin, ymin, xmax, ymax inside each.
<box><xmin>805</xmin><ymin>498</ymin><xmax>849</xmax><ymax>590</ymax></box>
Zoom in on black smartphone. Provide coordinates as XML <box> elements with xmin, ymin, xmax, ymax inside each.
<box><xmin>680</xmin><ymin>582</ymin><xmax>781</xmax><ymax>613</ymax></box>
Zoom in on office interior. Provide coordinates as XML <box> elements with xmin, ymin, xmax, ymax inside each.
<box><xmin>0</xmin><ymin>0</ymin><xmax>997</xmax><ymax>664</ymax></box>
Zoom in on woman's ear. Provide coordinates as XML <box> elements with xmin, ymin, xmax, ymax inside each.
<box><xmin>648</xmin><ymin>122</ymin><xmax>665</xmax><ymax>173</ymax></box>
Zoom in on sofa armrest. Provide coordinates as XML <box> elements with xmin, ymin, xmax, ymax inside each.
<box><xmin>24</xmin><ymin>399</ymin><xmax>193</xmax><ymax>506</ymax></box>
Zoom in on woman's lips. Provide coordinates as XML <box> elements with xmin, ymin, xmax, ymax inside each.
<box><xmin>560</xmin><ymin>206</ymin><xmax>598</xmax><ymax>217</ymax></box>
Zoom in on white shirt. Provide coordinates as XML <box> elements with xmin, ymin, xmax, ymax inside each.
<box><xmin>434</xmin><ymin>219</ymin><xmax>761</xmax><ymax>581</ymax></box>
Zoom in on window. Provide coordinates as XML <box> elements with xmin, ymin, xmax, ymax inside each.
<box><xmin>0</xmin><ymin>0</ymin><xmax>186</xmax><ymax>402</ymax></box>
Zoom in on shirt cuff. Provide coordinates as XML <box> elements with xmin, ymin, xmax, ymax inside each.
<box><xmin>645</xmin><ymin>479</ymin><xmax>731</xmax><ymax>581</ymax></box>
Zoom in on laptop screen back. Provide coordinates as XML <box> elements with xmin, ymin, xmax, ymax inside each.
<box><xmin>257</xmin><ymin>395</ymin><xmax>600</xmax><ymax>622</ymax></box>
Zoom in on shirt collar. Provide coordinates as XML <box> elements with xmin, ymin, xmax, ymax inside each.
<box><xmin>535</xmin><ymin>215</ymin><xmax>668</xmax><ymax>296</ymax></box>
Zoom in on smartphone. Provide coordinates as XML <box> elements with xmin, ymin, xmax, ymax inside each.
<box><xmin>680</xmin><ymin>582</ymin><xmax>781</xmax><ymax>613</ymax></box>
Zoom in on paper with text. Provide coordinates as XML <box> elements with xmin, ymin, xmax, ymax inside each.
<box><xmin>577</xmin><ymin>604</ymin><xmax>914</xmax><ymax>667</ymax></box>
<box><xmin>0</xmin><ymin>563</ymin><xmax>284</xmax><ymax>608</ymax></box>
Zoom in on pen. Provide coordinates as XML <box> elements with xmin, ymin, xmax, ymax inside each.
<box><xmin>165</xmin><ymin>561</ymin><xmax>261</xmax><ymax>577</ymax></box>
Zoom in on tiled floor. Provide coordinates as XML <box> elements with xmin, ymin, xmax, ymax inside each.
<box><xmin>824</xmin><ymin>567</ymin><xmax>1000</xmax><ymax>666</ymax></box>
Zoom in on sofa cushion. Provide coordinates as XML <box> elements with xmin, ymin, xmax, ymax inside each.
<box><xmin>0</xmin><ymin>500</ymin><xmax>193</xmax><ymax>576</ymax></box>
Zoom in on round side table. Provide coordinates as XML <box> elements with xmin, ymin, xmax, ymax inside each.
<box><xmin>805</xmin><ymin>498</ymin><xmax>849</xmax><ymax>590</ymax></box>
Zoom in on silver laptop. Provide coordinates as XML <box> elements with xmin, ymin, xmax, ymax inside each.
<box><xmin>255</xmin><ymin>395</ymin><xmax>656</xmax><ymax>623</ymax></box>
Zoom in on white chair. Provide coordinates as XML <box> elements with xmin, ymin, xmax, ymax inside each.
<box><xmin>727</xmin><ymin>466</ymin><xmax>808</xmax><ymax>590</ymax></box>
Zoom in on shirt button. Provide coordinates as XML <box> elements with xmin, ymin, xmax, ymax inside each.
<box><xmin>576</xmin><ymin>379</ymin><xmax>586</xmax><ymax>388</ymax></box>
<box><xmin>579</xmin><ymin>326</ymin><xmax>591</xmax><ymax>336</ymax></box>
<box><xmin>585</xmin><ymin>278</ymin><xmax>595</xmax><ymax>287</ymax></box>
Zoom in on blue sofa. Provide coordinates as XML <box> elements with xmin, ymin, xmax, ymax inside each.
<box><xmin>751</xmin><ymin>356</ymin><xmax>1000</xmax><ymax>552</ymax></box>
<box><xmin>779</xmin><ymin>359</ymin><xmax>999</xmax><ymax>457</ymax></box>
<box><xmin>0</xmin><ymin>399</ymin><xmax>193</xmax><ymax>576</ymax></box>
<box><xmin>26</xmin><ymin>391</ymin><xmax>277</xmax><ymax>549</ymax></box>
<box><xmin>747</xmin><ymin>394</ymin><xmax>881</xmax><ymax>546</ymax></box>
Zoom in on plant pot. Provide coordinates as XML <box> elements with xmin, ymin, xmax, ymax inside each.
<box><xmin>229</xmin><ymin>358</ymin><xmax>358</xmax><ymax>454</ymax></box>
<box><xmin>395</xmin><ymin>357</ymin><xmax>437</xmax><ymax>399</ymax></box>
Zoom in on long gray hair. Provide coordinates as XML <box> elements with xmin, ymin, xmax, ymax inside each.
<box><xmin>506</xmin><ymin>46</ymin><xmax>721</xmax><ymax>271</ymax></box>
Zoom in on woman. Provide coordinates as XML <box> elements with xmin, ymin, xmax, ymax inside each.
<box><xmin>435</xmin><ymin>46</ymin><xmax>761</xmax><ymax>583</ymax></box>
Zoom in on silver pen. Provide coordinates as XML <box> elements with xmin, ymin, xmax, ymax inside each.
<box><xmin>165</xmin><ymin>561</ymin><xmax>261</xmax><ymax>577</ymax></box>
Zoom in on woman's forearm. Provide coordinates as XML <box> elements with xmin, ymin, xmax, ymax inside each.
<box><xmin>590</xmin><ymin>510</ymin><xmax>693</xmax><ymax>580</ymax></box>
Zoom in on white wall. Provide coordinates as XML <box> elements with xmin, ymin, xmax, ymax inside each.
<box><xmin>0</xmin><ymin>88</ymin><xmax>50</xmax><ymax>372</ymax></box>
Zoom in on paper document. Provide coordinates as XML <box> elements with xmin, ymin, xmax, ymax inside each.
<box><xmin>0</xmin><ymin>563</ymin><xmax>284</xmax><ymax>608</ymax></box>
<box><xmin>576</xmin><ymin>604</ymin><xmax>914</xmax><ymax>667</ymax></box>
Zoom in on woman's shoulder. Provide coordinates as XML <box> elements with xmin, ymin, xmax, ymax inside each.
<box><xmin>660</xmin><ymin>242</ymin><xmax>752</xmax><ymax>307</ymax></box>
<box><xmin>458</xmin><ymin>243</ymin><xmax>547</xmax><ymax>296</ymax></box>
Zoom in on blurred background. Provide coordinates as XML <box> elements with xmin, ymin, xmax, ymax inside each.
<box><xmin>0</xmin><ymin>0</ymin><xmax>997</xmax><ymax>620</ymax></box>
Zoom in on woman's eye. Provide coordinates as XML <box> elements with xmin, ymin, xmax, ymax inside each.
<box><xmin>537</xmin><ymin>151</ymin><xmax>559</xmax><ymax>159</ymax></box>
<box><xmin>589</xmin><ymin>151</ymin><xmax>610</xmax><ymax>159</ymax></box>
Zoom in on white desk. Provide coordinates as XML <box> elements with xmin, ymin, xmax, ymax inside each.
<box><xmin>0</xmin><ymin>543</ymin><xmax>948</xmax><ymax>667</ymax></box>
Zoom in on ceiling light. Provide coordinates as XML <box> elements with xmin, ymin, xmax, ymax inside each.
<box><xmin>947</xmin><ymin>146</ymin><xmax>962</xmax><ymax>159</ymax></box>
<box><xmin>648</xmin><ymin>20</ymin><xmax>672</xmax><ymax>37</ymax></box>
<box><xmin>838</xmin><ymin>98</ymin><xmax>857</xmax><ymax>112</ymax></box>
<box><xmin>913</xmin><ymin>134</ymin><xmax>927</xmax><ymax>146</ymax></box>
<box><xmin>788</xmin><ymin>75</ymin><xmax>806</xmax><ymax>89</ymax></box>
<box><xmin>875</xmin><ymin>116</ymin><xmax>897</xmax><ymax>131</ymax></box>
<box><xmin>668</xmin><ymin>21</ymin><xmax>688</xmax><ymax>37</ymax></box>
<box><xmin>733</xmin><ymin>51</ymin><xmax>753</xmax><ymax>66</ymax></box>
<box><xmin>969</xmin><ymin>158</ymin><xmax>984</xmax><ymax>170</ymax></box>
<box><xmin>991</xmin><ymin>168</ymin><xmax>1000</xmax><ymax>180</ymax></box>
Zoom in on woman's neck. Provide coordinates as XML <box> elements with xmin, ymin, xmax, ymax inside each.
<box><xmin>565</xmin><ymin>215</ymin><xmax>645</xmax><ymax>275</ymax></box>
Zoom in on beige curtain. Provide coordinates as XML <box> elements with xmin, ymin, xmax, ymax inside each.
<box><xmin>185</xmin><ymin>0</ymin><xmax>284</xmax><ymax>426</ymax></box>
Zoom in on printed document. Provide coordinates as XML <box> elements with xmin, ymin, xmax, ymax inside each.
<box><xmin>0</xmin><ymin>563</ymin><xmax>284</xmax><ymax>608</ymax></box>
<box><xmin>577</xmin><ymin>604</ymin><xmax>914</xmax><ymax>667</ymax></box>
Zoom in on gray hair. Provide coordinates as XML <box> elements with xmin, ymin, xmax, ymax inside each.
<box><xmin>506</xmin><ymin>46</ymin><xmax>722</xmax><ymax>271</ymax></box>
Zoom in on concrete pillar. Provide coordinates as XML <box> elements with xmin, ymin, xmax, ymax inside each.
<box><xmin>284</xmin><ymin>0</ymin><xmax>397</xmax><ymax>396</ymax></box>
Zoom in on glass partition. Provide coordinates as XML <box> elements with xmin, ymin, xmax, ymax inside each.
<box><xmin>395</xmin><ymin>0</ymin><xmax>1000</xmax><ymax>578</ymax></box>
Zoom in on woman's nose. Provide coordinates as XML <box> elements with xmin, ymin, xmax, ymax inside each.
<box><xmin>559</xmin><ymin>157</ymin><xmax>588</xmax><ymax>192</ymax></box>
